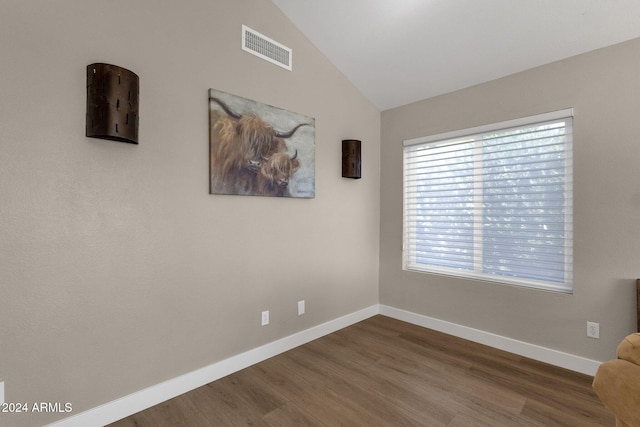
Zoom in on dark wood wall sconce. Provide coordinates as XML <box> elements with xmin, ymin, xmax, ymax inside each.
<box><xmin>86</xmin><ymin>63</ymin><xmax>139</xmax><ymax>144</ymax></box>
<box><xmin>342</xmin><ymin>139</ymin><xmax>361</xmax><ymax>179</ymax></box>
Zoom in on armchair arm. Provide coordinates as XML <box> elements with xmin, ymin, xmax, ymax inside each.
<box><xmin>617</xmin><ymin>333</ymin><xmax>640</xmax><ymax>365</ymax></box>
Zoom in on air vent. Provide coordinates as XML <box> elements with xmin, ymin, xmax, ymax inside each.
<box><xmin>242</xmin><ymin>25</ymin><xmax>292</xmax><ymax>71</ymax></box>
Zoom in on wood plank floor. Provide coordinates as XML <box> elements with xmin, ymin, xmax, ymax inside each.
<box><xmin>108</xmin><ymin>315</ymin><xmax>614</xmax><ymax>426</ymax></box>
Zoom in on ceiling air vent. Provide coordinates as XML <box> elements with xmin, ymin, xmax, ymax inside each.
<box><xmin>242</xmin><ymin>25</ymin><xmax>292</xmax><ymax>71</ymax></box>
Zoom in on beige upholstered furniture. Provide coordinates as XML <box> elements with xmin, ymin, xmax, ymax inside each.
<box><xmin>593</xmin><ymin>333</ymin><xmax>640</xmax><ymax>427</ymax></box>
<box><xmin>592</xmin><ymin>280</ymin><xmax>640</xmax><ymax>427</ymax></box>
<box><xmin>591</xmin><ymin>280</ymin><xmax>640</xmax><ymax>426</ymax></box>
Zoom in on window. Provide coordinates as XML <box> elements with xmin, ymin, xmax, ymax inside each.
<box><xmin>403</xmin><ymin>109</ymin><xmax>573</xmax><ymax>293</ymax></box>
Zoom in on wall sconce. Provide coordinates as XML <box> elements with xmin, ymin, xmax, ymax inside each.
<box><xmin>86</xmin><ymin>63</ymin><xmax>139</xmax><ymax>144</ymax></box>
<box><xmin>342</xmin><ymin>139</ymin><xmax>361</xmax><ymax>179</ymax></box>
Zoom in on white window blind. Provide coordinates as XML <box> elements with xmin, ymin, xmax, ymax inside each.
<box><xmin>403</xmin><ymin>109</ymin><xmax>573</xmax><ymax>293</ymax></box>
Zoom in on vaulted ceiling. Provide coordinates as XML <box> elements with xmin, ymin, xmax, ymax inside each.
<box><xmin>272</xmin><ymin>0</ymin><xmax>640</xmax><ymax>110</ymax></box>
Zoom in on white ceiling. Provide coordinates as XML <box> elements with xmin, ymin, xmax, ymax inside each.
<box><xmin>271</xmin><ymin>0</ymin><xmax>640</xmax><ymax>111</ymax></box>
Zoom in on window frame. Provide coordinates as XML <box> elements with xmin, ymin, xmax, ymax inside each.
<box><xmin>402</xmin><ymin>109</ymin><xmax>574</xmax><ymax>293</ymax></box>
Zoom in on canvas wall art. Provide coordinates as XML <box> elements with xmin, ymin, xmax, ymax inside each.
<box><xmin>209</xmin><ymin>89</ymin><xmax>315</xmax><ymax>198</ymax></box>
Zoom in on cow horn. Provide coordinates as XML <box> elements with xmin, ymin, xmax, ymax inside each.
<box><xmin>209</xmin><ymin>96</ymin><xmax>242</xmax><ymax>120</ymax></box>
<box><xmin>275</xmin><ymin>123</ymin><xmax>309</xmax><ymax>139</ymax></box>
<box><xmin>291</xmin><ymin>150</ymin><xmax>298</xmax><ymax>160</ymax></box>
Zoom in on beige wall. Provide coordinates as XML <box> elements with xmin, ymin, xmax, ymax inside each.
<box><xmin>0</xmin><ymin>1</ymin><xmax>380</xmax><ymax>425</ymax></box>
<box><xmin>381</xmin><ymin>38</ymin><xmax>640</xmax><ymax>363</ymax></box>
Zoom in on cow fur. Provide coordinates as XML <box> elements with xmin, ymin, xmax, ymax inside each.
<box><xmin>209</xmin><ymin>103</ymin><xmax>307</xmax><ymax>196</ymax></box>
<box><xmin>256</xmin><ymin>152</ymin><xmax>301</xmax><ymax>197</ymax></box>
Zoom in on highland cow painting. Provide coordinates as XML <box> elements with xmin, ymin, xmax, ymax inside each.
<box><xmin>209</xmin><ymin>89</ymin><xmax>315</xmax><ymax>198</ymax></box>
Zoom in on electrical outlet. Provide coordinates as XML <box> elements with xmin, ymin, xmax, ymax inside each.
<box><xmin>0</xmin><ymin>381</ymin><xmax>4</xmax><ymax>404</ymax></box>
<box><xmin>587</xmin><ymin>321</ymin><xmax>600</xmax><ymax>339</ymax></box>
<box><xmin>298</xmin><ymin>300</ymin><xmax>305</xmax><ymax>315</ymax></box>
<box><xmin>261</xmin><ymin>310</ymin><xmax>269</xmax><ymax>326</ymax></box>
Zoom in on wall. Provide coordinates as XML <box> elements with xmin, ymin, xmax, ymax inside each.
<box><xmin>0</xmin><ymin>1</ymin><xmax>380</xmax><ymax>425</ymax></box>
<box><xmin>381</xmin><ymin>38</ymin><xmax>640</xmax><ymax>364</ymax></box>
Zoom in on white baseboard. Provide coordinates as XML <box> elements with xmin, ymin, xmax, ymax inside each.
<box><xmin>47</xmin><ymin>303</ymin><xmax>601</xmax><ymax>426</ymax></box>
<box><xmin>379</xmin><ymin>304</ymin><xmax>602</xmax><ymax>376</ymax></box>
<box><xmin>46</xmin><ymin>305</ymin><xmax>380</xmax><ymax>427</ymax></box>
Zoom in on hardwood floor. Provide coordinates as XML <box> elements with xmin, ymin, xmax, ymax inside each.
<box><xmin>108</xmin><ymin>315</ymin><xmax>614</xmax><ymax>426</ymax></box>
